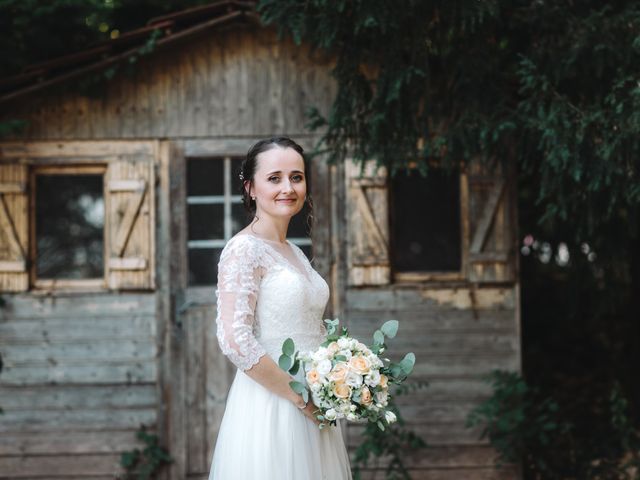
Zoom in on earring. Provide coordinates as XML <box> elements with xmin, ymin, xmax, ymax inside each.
<box><xmin>251</xmin><ymin>196</ymin><xmax>256</xmax><ymax>200</ymax></box>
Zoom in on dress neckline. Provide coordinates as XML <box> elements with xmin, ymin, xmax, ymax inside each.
<box><xmin>235</xmin><ymin>234</ymin><xmax>313</xmax><ymax>283</ymax></box>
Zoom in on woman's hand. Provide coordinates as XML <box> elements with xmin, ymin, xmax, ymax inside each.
<box><xmin>294</xmin><ymin>395</ymin><xmax>321</xmax><ymax>426</ymax></box>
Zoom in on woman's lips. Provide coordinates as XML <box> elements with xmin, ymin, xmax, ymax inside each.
<box><xmin>277</xmin><ymin>199</ymin><xmax>296</xmax><ymax>203</ymax></box>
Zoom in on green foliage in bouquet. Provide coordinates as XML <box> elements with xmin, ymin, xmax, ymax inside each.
<box><xmin>118</xmin><ymin>425</ymin><xmax>173</xmax><ymax>480</ymax></box>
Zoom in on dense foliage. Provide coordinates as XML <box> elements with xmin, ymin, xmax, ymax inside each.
<box><xmin>258</xmin><ymin>0</ymin><xmax>640</xmax><ymax>235</ymax></box>
<box><xmin>257</xmin><ymin>1</ymin><xmax>640</xmax><ymax>477</ymax></box>
<box><xmin>0</xmin><ymin>0</ymin><xmax>212</xmax><ymax>78</ymax></box>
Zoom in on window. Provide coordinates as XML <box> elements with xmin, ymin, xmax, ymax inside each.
<box><xmin>31</xmin><ymin>166</ymin><xmax>106</xmax><ymax>288</ymax></box>
<box><xmin>390</xmin><ymin>166</ymin><xmax>463</xmax><ymax>277</ymax></box>
<box><xmin>186</xmin><ymin>156</ymin><xmax>313</xmax><ymax>286</ymax></box>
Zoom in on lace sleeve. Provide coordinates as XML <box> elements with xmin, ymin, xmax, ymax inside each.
<box><xmin>215</xmin><ymin>236</ymin><xmax>267</xmax><ymax>371</ymax></box>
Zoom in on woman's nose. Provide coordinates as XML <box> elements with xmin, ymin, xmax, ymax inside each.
<box><xmin>281</xmin><ymin>180</ymin><xmax>294</xmax><ymax>193</ymax></box>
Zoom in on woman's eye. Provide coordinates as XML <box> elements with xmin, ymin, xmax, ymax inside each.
<box><xmin>269</xmin><ymin>176</ymin><xmax>279</xmax><ymax>182</ymax></box>
<box><xmin>292</xmin><ymin>175</ymin><xmax>303</xmax><ymax>182</ymax></box>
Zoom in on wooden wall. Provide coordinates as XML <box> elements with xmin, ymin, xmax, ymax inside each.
<box><xmin>345</xmin><ymin>287</ymin><xmax>520</xmax><ymax>479</ymax></box>
<box><xmin>0</xmin><ymin>26</ymin><xmax>335</xmax><ymax>141</ymax></box>
<box><xmin>0</xmin><ymin>293</ymin><xmax>157</xmax><ymax>478</ymax></box>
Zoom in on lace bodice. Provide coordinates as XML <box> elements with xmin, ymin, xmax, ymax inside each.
<box><xmin>215</xmin><ymin>234</ymin><xmax>330</xmax><ymax>371</ymax></box>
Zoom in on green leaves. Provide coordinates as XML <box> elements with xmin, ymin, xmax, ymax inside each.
<box><xmin>399</xmin><ymin>352</ymin><xmax>415</xmax><ymax>375</ymax></box>
<box><xmin>282</xmin><ymin>338</ymin><xmax>295</xmax><ymax>357</ymax></box>
<box><xmin>380</xmin><ymin>320</ymin><xmax>398</xmax><ymax>338</ymax></box>
<box><xmin>289</xmin><ymin>380</ymin><xmax>308</xmax><ymax>403</ymax></box>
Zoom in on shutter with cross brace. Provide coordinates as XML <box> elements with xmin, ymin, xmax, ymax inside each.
<box><xmin>466</xmin><ymin>159</ymin><xmax>517</xmax><ymax>283</ymax></box>
<box><xmin>106</xmin><ymin>156</ymin><xmax>155</xmax><ymax>290</ymax></box>
<box><xmin>345</xmin><ymin>160</ymin><xmax>390</xmax><ymax>286</ymax></box>
<box><xmin>0</xmin><ymin>163</ymin><xmax>28</xmax><ymax>291</ymax></box>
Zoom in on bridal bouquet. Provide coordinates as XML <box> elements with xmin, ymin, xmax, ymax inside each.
<box><xmin>279</xmin><ymin>318</ymin><xmax>415</xmax><ymax>430</ymax></box>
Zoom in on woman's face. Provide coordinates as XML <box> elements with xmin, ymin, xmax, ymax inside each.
<box><xmin>247</xmin><ymin>146</ymin><xmax>306</xmax><ymax>220</ymax></box>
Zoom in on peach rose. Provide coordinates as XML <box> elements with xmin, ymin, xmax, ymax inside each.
<box><xmin>379</xmin><ymin>374</ymin><xmax>388</xmax><ymax>388</ymax></box>
<box><xmin>329</xmin><ymin>362</ymin><xmax>349</xmax><ymax>382</ymax></box>
<box><xmin>332</xmin><ymin>382</ymin><xmax>352</xmax><ymax>399</ymax></box>
<box><xmin>349</xmin><ymin>356</ymin><xmax>371</xmax><ymax>375</ymax></box>
<box><xmin>360</xmin><ymin>386</ymin><xmax>373</xmax><ymax>405</ymax></box>
<box><xmin>306</xmin><ymin>369</ymin><xmax>320</xmax><ymax>385</ymax></box>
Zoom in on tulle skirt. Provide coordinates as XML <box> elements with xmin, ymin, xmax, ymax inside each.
<box><xmin>208</xmin><ymin>369</ymin><xmax>353</xmax><ymax>480</ymax></box>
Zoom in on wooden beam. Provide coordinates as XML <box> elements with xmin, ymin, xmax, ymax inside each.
<box><xmin>469</xmin><ymin>178</ymin><xmax>505</xmax><ymax>254</ymax></box>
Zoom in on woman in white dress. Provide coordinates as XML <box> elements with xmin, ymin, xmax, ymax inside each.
<box><xmin>208</xmin><ymin>137</ymin><xmax>352</xmax><ymax>480</ymax></box>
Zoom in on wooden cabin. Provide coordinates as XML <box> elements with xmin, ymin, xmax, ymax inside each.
<box><xmin>0</xmin><ymin>2</ymin><xmax>521</xmax><ymax>479</ymax></box>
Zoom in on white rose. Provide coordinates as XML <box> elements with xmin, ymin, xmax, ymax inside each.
<box><xmin>365</xmin><ymin>370</ymin><xmax>381</xmax><ymax>387</ymax></box>
<box><xmin>325</xmin><ymin>408</ymin><xmax>337</xmax><ymax>421</ymax></box>
<box><xmin>339</xmin><ymin>403</ymin><xmax>351</xmax><ymax>414</ymax></box>
<box><xmin>384</xmin><ymin>411</ymin><xmax>397</xmax><ymax>423</ymax></box>
<box><xmin>340</xmin><ymin>349</ymin><xmax>353</xmax><ymax>360</ymax></box>
<box><xmin>349</xmin><ymin>339</ymin><xmax>358</xmax><ymax>349</ymax></box>
<box><xmin>347</xmin><ymin>412</ymin><xmax>358</xmax><ymax>421</ymax></box>
<box><xmin>345</xmin><ymin>371</ymin><xmax>363</xmax><ymax>387</ymax></box>
<box><xmin>317</xmin><ymin>359</ymin><xmax>332</xmax><ymax>375</ymax></box>
<box><xmin>312</xmin><ymin>347</ymin><xmax>329</xmax><ymax>362</ymax></box>
<box><xmin>375</xmin><ymin>390</ymin><xmax>388</xmax><ymax>404</ymax></box>
<box><xmin>337</xmin><ymin>337</ymin><xmax>350</xmax><ymax>349</ymax></box>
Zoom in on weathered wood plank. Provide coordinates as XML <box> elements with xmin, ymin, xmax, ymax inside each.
<box><xmin>0</xmin><ymin>384</ymin><xmax>156</xmax><ymax>410</ymax></box>
<box><xmin>0</xmin><ymin>292</ymin><xmax>155</xmax><ymax>318</ymax></box>
<box><xmin>0</xmin><ymin>316</ymin><xmax>155</xmax><ymax>342</ymax></box>
<box><xmin>346</xmin><ymin>287</ymin><xmax>516</xmax><ymax>311</ymax></box>
<box><xmin>1</xmin><ymin>361</ymin><xmax>156</xmax><ymax>385</ymax></box>
<box><xmin>346</xmin><ymin>309</ymin><xmax>517</xmax><ymax>334</ymax></box>
<box><xmin>0</xmin><ymin>408</ymin><xmax>156</xmax><ymax>432</ymax></box>
<box><xmin>0</xmin><ymin>454</ymin><xmax>122</xmax><ymax>477</ymax></box>
<box><xmin>2</xmin><ymin>340</ymin><xmax>156</xmax><ymax>363</ymax></box>
<box><xmin>349</xmin><ymin>421</ymin><xmax>487</xmax><ymax>447</ymax></box>
<box><xmin>186</xmin><ymin>306</ymin><xmax>207</xmax><ymax>473</ymax></box>
<box><xmin>356</xmin><ymin>467</ymin><xmax>518</xmax><ymax>480</ymax></box>
<box><xmin>0</xmin><ymin>140</ymin><xmax>156</xmax><ymax>158</ymax></box>
<box><xmin>0</xmin><ymin>430</ymin><xmax>144</xmax><ymax>455</ymax></box>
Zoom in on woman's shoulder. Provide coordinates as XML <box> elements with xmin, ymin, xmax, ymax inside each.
<box><xmin>221</xmin><ymin>234</ymin><xmax>264</xmax><ymax>258</ymax></box>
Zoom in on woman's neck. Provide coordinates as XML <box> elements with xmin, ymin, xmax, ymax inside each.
<box><xmin>247</xmin><ymin>217</ymin><xmax>289</xmax><ymax>244</ymax></box>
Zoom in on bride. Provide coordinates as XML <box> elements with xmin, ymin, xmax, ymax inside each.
<box><xmin>208</xmin><ymin>137</ymin><xmax>352</xmax><ymax>479</ymax></box>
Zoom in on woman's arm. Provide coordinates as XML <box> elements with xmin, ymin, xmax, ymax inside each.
<box><xmin>215</xmin><ymin>236</ymin><xmax>319</xmax><ymax>425</ymax></box>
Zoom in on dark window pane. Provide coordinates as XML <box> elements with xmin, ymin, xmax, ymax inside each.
<box><xmin>188</xmin><ymin>204</ymin><xmax>224</xmax><ymax>240</ymax></box>
<box><xmin>391</xmin><ymin>168</ymin><xmax>461</xmax><ymax>272</ymax></box>
<box><xmin>289</xmin><ymin>169</ymin><xmax>312</xmax><ymax>239</ymax></box>
<box><xmin>288</xmin><ymin>201</ymin><xmax>312</xmax><ymax>238</ymax></box>
<box><xmin>232</xmin><ymin>157</ymin><xmax>244</xmax><ymax>194</ymax></box>
<box><xmin>232</xmin><ymin>202</ymin><xmax>249</xmax><ymax>234</ymax></box>
<box><xmin>188</xmin><ymin>158</ymin><xmax>223</xmax><ymax>196</ymax></box>
<box><xmin>36</xmin><ymin>174</ymin><xmax>104</xmax><ymax>279</ymax></box>
<box><xmin>298</xmin><ymin>244</ymin><xmax>312</xmax><ymax>262</ymax></box>
<box><xmin>189</xmin><ymin>248</ymin><xmax>223</xmax><ymax>286</ymax></box>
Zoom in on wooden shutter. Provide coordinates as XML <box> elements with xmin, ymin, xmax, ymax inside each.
<box><xmin>106</xmin><ymin>156</ymin><xmax>155</xmax><ymax>290</ymax></box>
<box><xmin>345</xmin><ymin>160</ymin><xmax>390</xmax><ymax>286</ymax></box>
<box><xmin>0</xmin><ymin>164</ymin><xmax>28</xmax><ymax>291</ymax></box>
<box><xmin>466</xmin><ymin>160</ymin><xmax>516</xmax><ymax>283</ymax></box>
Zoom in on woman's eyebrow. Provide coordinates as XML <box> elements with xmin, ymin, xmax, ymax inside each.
<box><xmin>265</xmin><ymin>170</ymin><xmax>305</xmax><ymax>175</ymax></box>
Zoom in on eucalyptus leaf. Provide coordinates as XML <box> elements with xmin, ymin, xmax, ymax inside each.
<box><xmin>289</xmin><ymin>381</ymin><xmax>307</xmax><ymax>394</ymax></box>
<box><xmin>373</xmin><ymin>330</ymin><xmax>385</xmax><ymax>345</ymax></box>
<box><xmin>302</xmin><ymin>389</ymin><xmax>309</xmax><ymax>403</ymax></box>
<box><xmin>334</xmin><ymin>355</ymin><xmax>347</xmax><ymax>362</ymax></box>
<box><xmin>381</xmin><ymin>320</ymin><xmax>399</xmax><ymax>338</ymax></box>
<box><xmin>279</xmin><ymin>354</ymin><xmax>292</xmax><ymax>372</ymax></box>
<box><xmin>282</xmin><ymin>338</ymin><xmax>295</xmax><ymax>357</ymax></box>
<box><xmin>377</xmin><ymin>420</ymin><xmax>385</xmax><ymax>431</ymax></box>
<box><xmin>399</xmin><ymin>352</ymin><xmax>416</xmax><ymax>375</ymax></box>
<box><xmin>289</xmin><ymin>359</ymin><xmax>300</xmax><ymax>376</ymax></box>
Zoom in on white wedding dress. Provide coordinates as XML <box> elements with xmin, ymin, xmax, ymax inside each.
<box><xmin>208</xmin><ymin>234</ymin><xmax>352</xmax><ymax>480</ymax></box>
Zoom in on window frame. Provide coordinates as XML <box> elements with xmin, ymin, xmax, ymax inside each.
<box><xmin>390</xmin><ymin>163</ymin><xmax>469</xmax><ymax>284</ymax></box>
<box><xmin>29</xmin><ymin>164</ymin><xmax>108</xmax><ymax>290</ymax></box>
